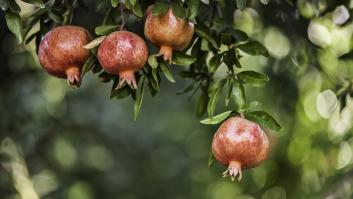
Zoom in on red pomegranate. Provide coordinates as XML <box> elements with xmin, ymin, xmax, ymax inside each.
<box><xmin>212</xmin><ymin>116</ymin><xmax>269</xmax><ymax>181</ymax></box>
<box><xmin>38</xmin><ymin>25</ymin><xmax>92</xmax><ymax>87</ymax></box>
<box><xmin>97</xmin><ymin>31</ymin><xmax>148</xmax><ymax>89</ymax></box>
<box><xmin>144</xmin><ymin>6</ymin><xmax>194</xmax><ymax>64</ymax></box>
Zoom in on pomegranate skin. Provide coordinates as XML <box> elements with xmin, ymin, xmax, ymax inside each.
<box><xmin>97</xmin><ymin>31</ymin><xmax>148</xmax><ymax>89</ymax></box>
<box><xmin>144</xmin><ymin>6</ymin><xmax>194</xmax><ymax>64</ymax></box>
<box><xmin>212</xmin><ymin>116</ymin><xmax>269</xmax><ymax>181</ymax></box>
<box><xmin>38</xmin><ymin>25</ymin><xmax>92</xmax><ymax>87</ymax></box>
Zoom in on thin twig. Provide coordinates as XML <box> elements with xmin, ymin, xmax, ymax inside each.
<box><xmin>120</xmin><ymin>0</ymin><xmax>126</xmax><ymax>30</ymax></box>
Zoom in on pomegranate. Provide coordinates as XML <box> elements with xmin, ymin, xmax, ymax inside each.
<box><xmin>97</xmin><ymin>31</ymin><xmax>148</xmax><ymax>89</ymax></box>
<box><xmin>38</xmin><ymin>25</ymin><xmax>92</xmax><ymax>87</ymax></box>
<box><xmin>144</xmin><ymin>6</ymin><xmax>194</xmax><ymax>64</ymax></box>
<box><xmin>211</xmin><ymin>116</ymin><xmax>269</xmax><ymax>181</ymax></box>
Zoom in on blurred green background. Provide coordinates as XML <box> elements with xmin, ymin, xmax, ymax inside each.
<box><xmin>2</xmin><ymin>0</ymin><xmax>353</xmax><ymax>199</ymax></box>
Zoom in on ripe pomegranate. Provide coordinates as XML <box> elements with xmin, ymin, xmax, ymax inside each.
<box><xmin>211</xmin><ymin>116</ymin><xmax>269</xmax><ymax>181</ymax></box>
<box><xmin>97</xmin><ymin>31</ymin><xmax>148</xmax><ymax>89</ymax></box>
<box><xmin>38</xmin><ymin>25</ymin><xmax>92</xmax><ymax>87</ymax></box>
<box><xmin>144</xmin><ymin>6</ymin><xmax>194</xmax><ymax>64</ymax></box>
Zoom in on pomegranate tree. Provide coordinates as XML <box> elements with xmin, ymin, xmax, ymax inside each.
<box><xmin>97</xmin><ymin>31</ymin><xmax>148</xmax><ymax>89</ymax></box>
<box><xmin>144</xmin><ymin>6</ymin><xmax>194</xmax><ymax>64</ymax></box>
<box><xmin>212</xmin><ymin>116</ymin><xmax>269</xmax><ymax>181</ymax></box>
<box><xmin>38</xmin><ymin>25</ymin><xmax>92</xmax><ymax>87</ymax></box>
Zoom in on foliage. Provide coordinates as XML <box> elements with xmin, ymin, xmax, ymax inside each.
<box><xmin>1</xmin><ymin>0</ymin><xmax>353</xmax><ymax>198</ymax></box>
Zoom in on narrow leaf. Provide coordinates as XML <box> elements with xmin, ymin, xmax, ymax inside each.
<box><xmin>21</xmin><ymin>0</ymin><xmax>45</xmax><ymax>8</ymax></box>
<box><xmin>82</xmin><ymin>54</ymin><xmax>97</xmax><ymax>77</ymax></box>
<box><xmin>110</xmin><ymin>84</ymin><xmax>132</xmax><ymax>99</ymax></box>
<box><xmin>134</xmin><ymin>76</ymin><xmax>146</xmax><ymax>120</ymax></box>
<box><xmin>208</xmin><ymin>54</ymin><xmax>222</xmax><ymax>73</ymax></box>
<box><xmin>160</xmin><ymin>61</ymin><xmax>176</xmax><ymax>83</ymax></box>
<box><xmin>208</xmin><ymin>152</ymin><xmax>215</xmax><ymax>168</ymax></box>
<box><xmin>201</xmin><ymin>111</ymin><xmax>232</xmax><ymax>124</ymax></box>
<box><xmin>188</xmin><ymin>0</ymin><xmax>199</xmax><ymax>21</ymax></box>
<box><xmin>195</xmin><ymin>24</ymin><xmax>219</xmax><ymax>49</ymax></box>
<box><xmin>238</xmin><ymin>40</ymin><xmax>269</xmax><ymax>57</ymax></box>
<box><xmin>111</xmin><ymin>0</ymin><xmax>119</xmax><ymax>7</ymax></box>
<box><xmin>245</xmin><ymin>111</ymin><xmax>281</xmax><ymax>131</ymax></box>
<box><xmin>130</xmin><ymin>1</ymin><xmax>142</xmax><ymax>17</ymax></box>
<box><xmin>207</xmin><ymin>81</ymin><xmax>224</xmax><ymax>118</ymax></box>
<box><xmin>230</xmin><ymin>79</ymin><xmax>246</xmax><ymax>112</ymax></box>
<box><xmin>172</xmin><ymin>51</ymin><xmax>196</xmax><ymax>65</ymax></box>
<box><xmin>172</xmin><ymin>2</ymin><xmax>186</xmax><ymax>19</ymax></box>
<box><xmin>195</xmin><ymin>92</ymin><xmax>208</xmax><ymax>117</ymax></box>
<box><xmin>152</xmin><ymin>2</ymin><xmax>170</xmax><ymax>16</ymax></box>
<box><xmin>5</xmin><ymin>11</ymin><xmax>23</xmax><ymax>44</ymax></box>
<box><xmin>95</xmin><ymin>25</ymin><xmax>118</xmax><ymax>36</ymax></box>
<box><xmin>83</xmin><ymin>36</ymin><xmax>106</xmax><ymax>49</ymax></box>
<box><xmin>236</xmin><ymin>0</ymin><xmax>247</xmax><ymax>10</ymax></box>
<box><xmin>237</xmin><ymin>71</ymin><xmax>269</xmax><ymax>86</ymax></box>
<box><xmin>148</xmin><ymin>54</ymin><xmax>158</xmax><ymax>69</ymax></box>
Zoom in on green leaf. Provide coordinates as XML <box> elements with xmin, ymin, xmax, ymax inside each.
<box><xmin>195</xmin><ymin>24</ymin><xmax>219</xmax><ymax>49</ymax></box>
<box><xmin>201</xmin><ymin>111</ymin><xmax>232</xmax><ymax>124</ymax></box>
<box><xmin>5</xmin><ymin>11</ymin><xmax>23</xmax><ymax>44</ymax></box>
<box><xmin>230</xmin><ymin>79</ymin><xmax>246</xmax><ymax>112</ymax></box>
<box><xmin>237</xmin><ymin>71</ymin><xmax>269</xmax><ymax>86</ymax></box>
<box><xmin>208</xmin><ymin>152</ymin><xmax>215</xmax><ymax>168</ymax></box>
<box><xmin>110</xmin><ymin>84</ymin><xmax>132</xmax><ymax>99</ymax></box>
<box><xmin>95</xmin><ymin>25</ymin><xmax>118</xmax><ymax>36</ymax></box>
<box><xmin>195</xmin><ymin>92</ymin><xmax>208</xmax><ymax>117</ymax></box>
<box><xmin>152</xmin><ymin>68</ymin><xmax>159</xmax><ymax>83</ymax></box>
<box><xmin>172</xmin><ymin>2</ymin><xmax>186</xmax><ymax>19</ymax></box>
<box><xmin>30</xmin><ymin>0</ymin><xmax>55</xmax><ymax>18</ymax></box>
<box><xmin>245</xmin><ymin>111</ymin><xmax>281</xmax><ymax>131</ymax></box>
<box><xmin>134</xmin><ymin>76</ymin><xmax>146</xmax><ymax>121</ymax></box>
<box><xmin>236</xmin><ymin>0</ymin><xmax>247</xmax><ymax>10</ymax></box>
<box><xmin>238</xmin><ymin>41</ymin><xmax>269</xmax><ymax>57</ymax></box>
<box><xmin>21</xmin><ymin>0</ymin><xmax>44</xmax><ymax>8</ymax></box>
<box><xmin>229</xmin><ymin>29</ymin><xmax>248</xmax><ymax>42</ymax></box>
<box><xmin>187</xmin><ymin>0</ymin><xmax>199</xmax><ymax>21</ymax></box>
<box><xmin>208</xmin><ymin>54</ymin><xmax>222</xmax><ymax>73</ymax></box>
<box><xmin>172</xmin><ymin>51</ymin><xmax>196</xmax><ymax>65</ymax></box>
<box><xmin>111</xmin><ymin>0</ymin><xmax>119</xmax><ymax>7</ymax></box>
<box><xmin>148</xmin><ymin>54</ymin><xmax>158</xmax><ymax>69</ymax></box>
<box><xmin>129</xmin><ymin>0</ymin><xmax>137</xmax><ymax>6</ymax></box>
<box><xmin>82</xmin><ymin>54</ymin><xmax>97</xmax><ymax>77</ymax></box>
<box><xmin>243</xmin><ymin>101</ymin><xmax>261</xmax><ymax>112</ymax></box>
<box><xmin>83</xmin><ymin>36</ymin><xmax>106</xmax><ymax>49</ymax></box>
<box><xmin>152</xmin><ymin>2</ymin><xmax>170</xmax><ymax>16</ymax></box>
<box><xmin>220</xmin><ymin>33</ymin><xmax>232</xmax><ymax>45</ymax></box>
<box><xmin>130</xmin><ymin>1</ymin><xmax>142</xmax><ymax>17</ymax></box>
<box><xmin>0</xmin><ymin>0</ymin><xmax>10</xmax><ymax>10</ymax></box>
<box><xmin>9</xmin><ymin>0</ymin><xmax>20</xmax><ymax>13</ymax></box>
<box><xmin>223</xmin><ymin>49</ymin><xmax>237</xmax><ymax>71</ymax></box>
<box><xmin>160</xmin><ymin>61</ymin><xmax>176</xmax><ymax>83</ymax></box>
<box><xmin>207</xmin><ymin>81</ymin><xmax>224</xmax><ymax>118</ymax></box>
<box><xmin>200</xmin><ymin>38</ymin><xmax>209</xmax><ymax>51</ymax></box>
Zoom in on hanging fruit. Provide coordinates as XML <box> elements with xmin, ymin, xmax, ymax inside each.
<box><xmin>211</xmin><ymin>116</ymin><xmax>269</xmax><ymax>181</ymax></box>
<box><xmin>144</xmin><ymin>6</ymin><xmax>194</xmax><ymax>64</ymax></box>
<box><xmin>38</xmin><ymin>26</ymin><xmax>92</xmax><ymax>87</ymax></box>
<box><xmin>97</xmin><ymin>31</ymin><xmax>148</xmax><ymax>89</ymax></box>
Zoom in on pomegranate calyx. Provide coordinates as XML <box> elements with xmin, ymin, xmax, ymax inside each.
<box><xmin>156</xmin><ymin>45</ymin><xmax>173</xmax><ymax>64</ymax></box>
<box><xmin>117</xmin><ymin>70</ymin><xmax>137</xmax><ymax>89</ymax></box>
<box><xmin>222</xmin><ymin>161</ymin><xmax>242</xmax><ymax>181</ymax></box>
<box><xmin>66</xmin><ymin>67</ymin><xmax>81</xmax><ymax>87</ymax></box>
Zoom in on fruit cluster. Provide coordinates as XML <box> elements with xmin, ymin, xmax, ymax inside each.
<box><xmin>35</xmin><ymin>3</ymin><xmax>278</xmax><ymax>181</ymax></box>
<box><xmin>38</xmin><ymin>6</ymin><xmax>194</xmax><ymax>89</ymax></box>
